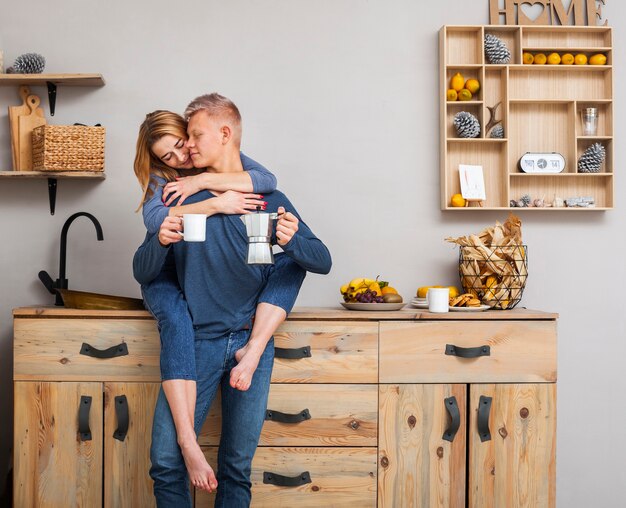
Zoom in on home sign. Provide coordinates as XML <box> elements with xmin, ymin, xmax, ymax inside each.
<box><xmin>489</xmin><ymin>0</ymin><xmax>608</xmax><ymax>25</ymax></box>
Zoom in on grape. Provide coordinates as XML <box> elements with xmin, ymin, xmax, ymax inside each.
<box><xmin>376</xmin><ymin>297</ymin><xmax>383</xmax><ymax>303</ymax></box>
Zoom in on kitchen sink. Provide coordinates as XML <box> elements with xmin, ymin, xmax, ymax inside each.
<box><xmin>57</xmin><ymin>289</ymin><xmax>145</xmax><ymax>310</ymax></box>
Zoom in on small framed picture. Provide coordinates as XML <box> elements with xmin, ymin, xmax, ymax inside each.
<box><xmin>459</xmin><ymin>164</ymin><xmax>486</xmax><ymax>201</ymax></box>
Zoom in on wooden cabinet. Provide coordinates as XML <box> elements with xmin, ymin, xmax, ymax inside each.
<box><xmin>13</xmin><ymin>307</ymin><xmax>557</xmax><ymax>507</ymax></box>
<box><xmin>440</xmin><ymin>25</ymin><xmax>613</xmax><ymax>210</ymax></box>
<box><xmin>13</xmin><ymin>314</ymin><xmax>161</xmax><ymax>508</ymax></box>
<box><xmin>379</xmin><ymin>319</ymin><xmax>557</xmax><ymax>507</ymax></box>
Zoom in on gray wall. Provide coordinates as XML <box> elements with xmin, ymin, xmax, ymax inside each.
<box><xmin>0</xmin><ymin>1</ymin><xmax>623</xmax><ymax>506</ymax></box>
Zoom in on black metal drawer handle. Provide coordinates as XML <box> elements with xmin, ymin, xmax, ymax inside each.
<box><xmin>78</xmin><ymin>395</ymin><xmax>92</xmax><ymax>441</ymax></box>
<box><xmin>80</xmin><ymin>342</ymin><xmax>128</xmax><ymax>359</ymax></box>
<box><xmin>442</xmin><ymin>396</ymin><xmax>460</xmax><ymax>442</ymax></box>
<box><xmin>445</xmin><ymin>344</ymin><xmax>490</xmax><ymax>358</ymax></box>
<box><xmin>263</xmin><ymin>471</ymin><xmax>311</xmax><ymax>487</ymax></box>
<box><xmin>477</xmin><ymin>395</ymin><xmax>493</xmax><ymax>442</ymax></box>
<box><xmin>113</xmin><ymin>395</ymin><xmax>129</xmax><ymax>441</ymax></box>
<box><xmin>275</xmin><ymin>346</ymin><xmax>311</xmax><ymax>359</ymax></box>
<box><xmin>265</xmin><ymin>408</ymin><xmax>311</xmax><ymax>424</ymax></box>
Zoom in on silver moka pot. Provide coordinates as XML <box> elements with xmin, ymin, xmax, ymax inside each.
<box><xmin>240</xmin><ymin>208</ymin><xmax>279</xmax><ymax>264</ymax></box>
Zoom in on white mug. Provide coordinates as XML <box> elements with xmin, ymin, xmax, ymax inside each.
<box><xmin>427</xmin><ymin>288</ymin><xmax>449</xmax><ymax>313</ymax></box>
<box><xmin>179</xmin><ymin>214</ymin><xmax>207</xmax><ymax>242</ymax></box>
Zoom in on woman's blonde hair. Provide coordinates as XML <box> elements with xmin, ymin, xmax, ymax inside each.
<box><xmin>133</xmin><ymin>110</ymin><xmax>188</xmax><ymax>211</ymax></box>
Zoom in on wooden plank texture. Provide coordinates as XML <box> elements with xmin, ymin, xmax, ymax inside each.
<box><xmin>378</xmin><ymin>384</ymin><xmax>466</xmax><ymax>508</ymax></box>
<box><xmin>380</xmin><ymin>321</ymin><xmax>557</xmax><ymax>383</ymax></box>
<box><xmin>272</xmin><ymin>321</ymin><xmax>378</xmax><ymax>383</ymax></box>
<box><xmin>199</xmin><ymin>384</ymin><xmax>378</xmax><ymax>447</ymax></box>
<box><xmin>12</xmin><ymin>306</ymin><xmax>559</xmax><ymax>320</ymax></box>
<box><xmin>14</xmin><ymin>318</ymin><xmax>161</xmax><ymax>381</ymax></box>
<box><xmin>469</xmin><ymin>383</ymin><xmax>556</xmax><ymax>508</ymax></box>
<box><xmin>14</xmin><ymin>381</ymin><xmax>103</xmax><ymax>507</ymax></box>
<box><xmin>197</xmin><ymin>447</ymin><xmax>377</xmax><ymax>507</ymax></box>
<box><xmin>104</xmin><ymin>382</ymin><xmax>160</xmax><ymax>508</ymax></box>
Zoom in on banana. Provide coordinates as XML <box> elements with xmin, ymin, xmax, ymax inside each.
<box><xmin>340</xmin><ymin>284</ymin><xmax>349</xmax><ymax>295</ymax></box>
<box><xmin>348</xmin><ymin>278</ymin><xmax>366</xmax><ymax>290</ymax></box>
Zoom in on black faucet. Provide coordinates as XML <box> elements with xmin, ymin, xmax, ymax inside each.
<box><xmin>39</xmin><ymin>212</ymin><xmax>104</xmax><ymax>305</ymax></box>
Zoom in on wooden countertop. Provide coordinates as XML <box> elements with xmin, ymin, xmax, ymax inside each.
<box><xmin>13</xmin><ymin>306</ymin><xmax>558</xmax><ymax>320</ymax></box>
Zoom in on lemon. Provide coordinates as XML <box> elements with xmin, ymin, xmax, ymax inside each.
<box><xmin>561</xmin><ymin>53</ymin><xmax>574</xmax><ymax>65</ymax></box>
<box><xmin>450</xmin><ymin>193</ymin><xmax>466</xmax><ymax>207</ymax></box>
<box><xmin>523</xmin><ymin>52</ymin><xmax>534</xmax><ymax>65</ymax></box>
<box><xmin>589</xmin><ymin>53</ymin><xmax>607</xmax><ymax>65</ymax></box>
<box><xmin>446</xmin><ymin>89</ymin><xmax>458</xmax><ymax>101</ymax></box>
<box><xmin>547</xmin><ymin>52</ymin><xmax>561</xmax><ymax>65</ymax></box>
<box><xmin>450</xmin><ymin>72</ymin><xmax>465</xmax><ymax>92</ymax></box>
<box><xmin>574</xmin><ymin>53</ymin><xmax>588</xmax><ymax>65</ymax></box>
<box><xmin>534</xmin><ymin>53</ymin><xmax>547</xmax><ymax>65</ymax></box>
<box><xmin>448</xmin><ymin>286</ymin><xmax>460</xmax><ymax>299</ymax></box>
<box><xmin>458</xmin><ymin>89</ymin><xmax>472</xmax><ymax>101</ymax></box>
<box><xmin>465</xmin><ymin>78</ymin><xmax>480</xmax><ymax>94</ymax></box>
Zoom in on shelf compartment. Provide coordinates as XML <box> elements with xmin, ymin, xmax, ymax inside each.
<box><xmin>509</xmin><ymin>173</ymin><xmax>612</xmax><ymax>208</ymax></box>
<box><xmin>485</xmin><ymin>27</ymin><xmax>521</xmax><ymax>64</ymax></box>
<box><xmin>483</xmin><ymin>68</ymin><xmax>507</xmax><ymax>138</ymax></box>
<box><xmin>576</xmin><ymin>138</ymin><xmax>612</xmax><ymax>174</ymax></box>
<box><xmin>445</xmin><ymin>67</ymin><xmax>483</xmax><ymax>101</ymax></box>
<box><xmin>445</xmin><ymin>26</ymin><xmax>483</xmax><ymax>65</ymax></box>
<box><xmin>575</xmin><ymin>101</ymin><xmax>612</xmax><ymax>137</ymax></box>
<box><xmin>445</xmin><ymin>141</ymin><xmax>507</xmax><ymax>208</ymax></box>
<box><xmin>446</xmin><ymin>103</ymin><xmax>484</xmax><ymax>139</ymax></box>
<box><xmin>521</xmin><ymin>26</ymin><xmax>611</xmax><ymax>48</ymax></box>
<box><xmin>521</xmin><ymin>48</ymin><xmax>611</xmax><ymax>65</ymax></box>
<box><xmin>509</xmin><ymin>67</ymin><xmax>611</xmax><ymax>100</ymax></box>
<box><xmin>508</xmin><ymin>102</ymin><xmax>575</xmax><ymax>174</ymax></box>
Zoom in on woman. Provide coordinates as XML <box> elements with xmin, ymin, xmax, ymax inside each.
<box><xmin>134</xmin><ymin>110</ymin><xmax>276</xmax><ymax>493</ymax></box>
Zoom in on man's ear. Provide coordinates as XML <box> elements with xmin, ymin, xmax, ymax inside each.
<box><xmin>220</xmin><ymin>125</ymin><xmax>231</xmax><ymax>145</ymax></box>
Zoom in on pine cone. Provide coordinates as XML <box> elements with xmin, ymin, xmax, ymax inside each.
<box><xmin>484</xmin><ymin>34</ymin><xmax>511</xmax><ymax>64</ymax></box>
<box><xmin>577</xmin><ymin>143</ymin><xmax>606</xmax><ymax>173</ymax></box>
<box><xmin>8</xmin><ymin>53</ymin><xmax>46</xmax><ymax>74</ymax></box>
<box><xmin>453</xmin><ymin>111</ymin><xmax>480</xmax><ymax>138</ymax></box>
<box><xmin>489</xmin><ymin>123</ymin><xmax>504</xmax><ymax>138</ymax></box>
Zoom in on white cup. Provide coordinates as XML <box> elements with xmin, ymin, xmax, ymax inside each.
<box><xmin>427</xmin><ymin>288</ymin><xmax>449</xmax><ymax>313</ymax></box>
<box><xmin>179</xmin><ymin>214</ymin><xmax>207</xmax><ymax>242</ymax></box>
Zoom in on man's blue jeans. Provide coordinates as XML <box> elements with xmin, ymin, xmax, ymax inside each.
<box><xmin>150</xmin><ymin>330</ymin><xmax>274</xmax><ymax>507</ymax></box>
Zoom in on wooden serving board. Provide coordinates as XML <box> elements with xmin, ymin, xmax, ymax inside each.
<box><xmin>17</xmin><ymin>94</ymin><xmax>46</xmax><ymax>171</ymax></box>
<box><xmin>7</xmin><ymin>86</ymin><xmax>37</xmax><ymax>170</ymax></box>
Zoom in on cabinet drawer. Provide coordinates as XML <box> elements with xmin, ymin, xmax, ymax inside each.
<box><xmin>199</xmin><ymin>384</ymin><xmax>378</xmax><ymax>447</ymax></box>
<box><xmin>380</xmin><ymin>321</ymin><xmax>557</xmax><ymax>383</ymax></box>
<box><xmin>271</xmin><ymin>321</ymin><xmax>378</xmax><ymax>383</ymax></box>
<box><xmin>14</xmin><ymin>318</ymin><xmax>160</xmax><ymax>381</ymax></box>
<box><xmin>197</xmin><ymin>447</ymin><xmax>377</xmax><ymax>507</ymax></box>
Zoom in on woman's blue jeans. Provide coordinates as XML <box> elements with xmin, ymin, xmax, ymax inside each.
<box><xmin>150</xmin><ymin>331</ymin><xmax>274</xmax><ymax>507</ymax></box>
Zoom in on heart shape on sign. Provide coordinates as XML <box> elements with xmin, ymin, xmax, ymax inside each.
<box><xmin>518</xmin><ymin>0</ymin><xmax>550</xmax><ymax>24</ymax></box>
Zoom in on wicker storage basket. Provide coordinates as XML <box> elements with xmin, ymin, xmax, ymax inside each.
<box><xmin>458</xmin><ymin>244</ymin><xmax>528</xmax><ymax>310</ymax></box>
<box><xmin>32</xmin><ymin>125</ymin><xmax>105</xmax><ymax>171</ymax></box>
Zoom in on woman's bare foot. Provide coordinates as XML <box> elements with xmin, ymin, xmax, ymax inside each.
<box><xmin>230</xmin><ymin>343</ymin><xmax>263</xmax><ymax>391</ymax></box>
<box><xmin>179</xmin><ymin>440</ymin><xmax>218</xmax><ymax>492</ymax></box>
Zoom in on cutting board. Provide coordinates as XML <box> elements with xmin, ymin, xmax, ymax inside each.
<box><xmin>18</xmin><ymin>94</ymin><xmax>47</xmax><ymax>171</ymax></box>
<box><xmin>7</xmin><ymin>86</ymin><xmax>33</xmax><ymax>171</ymax></box>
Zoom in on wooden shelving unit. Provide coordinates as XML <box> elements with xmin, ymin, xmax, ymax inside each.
<box><xmin>0</xmin><ymin>74</ymin><xmax>106</xmax><ymax>214</ymax></box>
<box><xmin>440</xmin><ymin>25</ymin><xmax>613</xmax><ymax>211</ymax></box>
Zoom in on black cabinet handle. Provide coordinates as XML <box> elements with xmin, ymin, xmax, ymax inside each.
<box><xmin>263</xmin><ymin>471</ymin><xmax>311</xmax><ymax>487</ymax></box>
<box><xmin>265</xmin><ymin>408</ymin><xmax>311</xmax><ymax>424</ymax></box>
<box><xmin>275</xmin><ymin>346</ymin><xmax>311</xmax><ymax>359</ymax></box>
<box><xmin>445</xmin><ymin>344</ymin><xmax>490</xmax><ymax>358</ymax></box>
<box><xmin>78</xmin><ymin>395</ymin><xmax>92</xmax><ymax>441</ymax></box>
<box><xmin>477</xmin><ymin>395</ymin><xmax>493</xmax><ymax>442</ymax></box>
<box><xmin>80</xmin><ymin>342</ymin><xmax>128</xmax><ymax>359</ymax></box>
<box><xmin>113</xmin><ymin>395</ymin><xmax>129</xmax><ymax>441</ymax></box>
<box><xmin>442</xmin><ymin>396</ymin><xmax>460</xmax><ymax>442</ymax></box>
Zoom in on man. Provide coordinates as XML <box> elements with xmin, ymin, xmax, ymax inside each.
<box><xmin>133</xmin><ymin>93</ymin><xmax>331</xmax><ymax>507</ymax></box>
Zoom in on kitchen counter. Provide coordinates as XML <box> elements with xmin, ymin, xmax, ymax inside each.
<box><xmin>13</xmin><ymin>305</ymin><xmax>558</xmax><ymax>320</ymax></box>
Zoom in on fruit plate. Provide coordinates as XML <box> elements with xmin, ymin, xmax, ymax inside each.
<box><xmin>341</xmin><ymin>302</ymin><xmax>406</xmax><ymax>311</ymax></box>
<box><xmin>448</xmin><ymin>304</ymin><xmax>491</xmax><ymax>312</ymax></box>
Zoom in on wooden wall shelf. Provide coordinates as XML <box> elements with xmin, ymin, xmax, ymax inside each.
<box><xmin>440</xmin><ymin>25</ymin><xmax>614</xmax><ymax>211</ymax></box>
<box><xmin>0</xmin><ymin>171</ymin><xmax>105</xmax><ymax>179</ymax></box>
<box><xmin>0</xmin><ymin>74</ymin><xmax>105</xmax><ymax>86</ymax></box>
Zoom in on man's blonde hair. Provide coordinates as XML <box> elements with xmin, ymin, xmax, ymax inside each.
<box><xmin>184</xmin><ymin>93</ymin><xmax>242</xmax><ymax>145</ymax></box>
